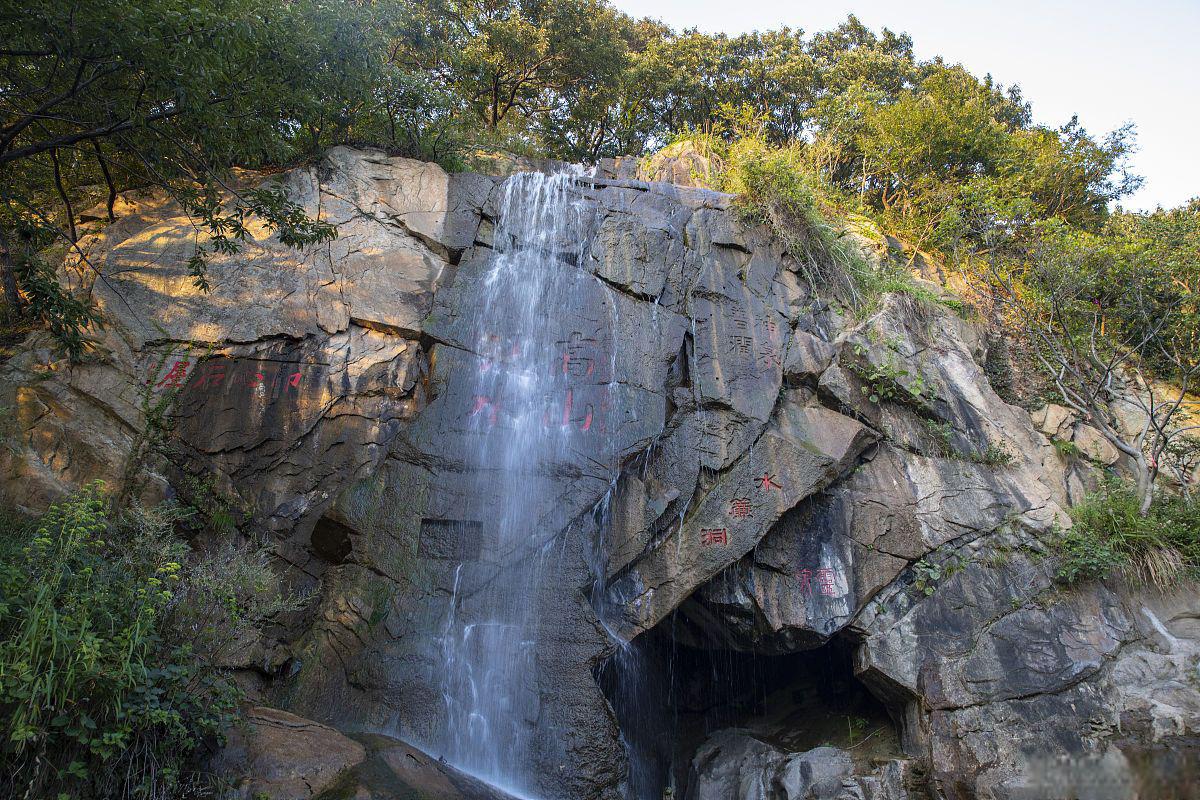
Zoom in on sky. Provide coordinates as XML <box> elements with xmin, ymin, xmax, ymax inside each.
<box><xmin>608</xmin><ymin>0</ymin><xmax>1199</xmax><ymax>211</ymax></box>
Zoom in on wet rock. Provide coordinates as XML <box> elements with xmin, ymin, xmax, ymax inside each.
<box><xmin>323</xmin><ymin>735</ymin><xmax>527</xmax><ymax>800</ymax></box>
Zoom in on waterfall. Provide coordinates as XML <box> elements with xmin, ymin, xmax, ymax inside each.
<box><xmin>436</xmin><ymin>169</ymin><xmax>597</xmax><ymax>797</ymax></box>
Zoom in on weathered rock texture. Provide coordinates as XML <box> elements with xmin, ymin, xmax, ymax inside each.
<box><xmin>212</xmin><ymin>706</ymin><xmax>366</xmax><ymax>800</ymax></box>
<box><xmin>3</xmin><ymin>147</ymin><xmax>1198</xmax><ymax>799</ymax></box>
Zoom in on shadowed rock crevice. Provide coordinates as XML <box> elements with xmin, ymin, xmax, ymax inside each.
<box><xmin>597</xmin><ymin>624</ymin><xmax>910</xmax><ymax>800</ymax></box>
<box><xmin>311</xmin><ymin>515</ymin><xmax>354</xmax><ymax>565</ymax></box>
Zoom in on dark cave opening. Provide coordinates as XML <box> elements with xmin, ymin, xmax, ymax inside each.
<box><xmin>310</xmin><ymin>515</ymin><xmax>354</xmax><ymax>565</ymax></box>
<box><xmin>597</xmin><ymin>618</ymin><xmax>904</xmax><ymax>799</ymax></box>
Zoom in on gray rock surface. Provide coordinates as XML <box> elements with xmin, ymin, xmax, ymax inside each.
<box><xmin>3</xmin><ymin>146</ymin><xmax>1199</xmax><ymax>800</ymax></box>
<box><xmin>686</xmin><ymin>731</ymin><xmax>911</xmax><ymax>800</ymax></box>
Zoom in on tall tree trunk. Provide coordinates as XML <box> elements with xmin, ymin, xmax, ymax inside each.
<box><xmin>0</xmin><ymin>227</ymin><xmax>21</xmax><ymax>320</ymax></box>
<box><xmin>490</xmin><ymin>76</ymin><xmax>500</xmax><ymax>129</ymax></box>
<box><xmin>1135</xmin><ymin>454</ymin><xmax>1154</xmax><ymax>516</ymax></box>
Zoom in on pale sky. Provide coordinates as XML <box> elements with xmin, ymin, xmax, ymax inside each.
<box><xmin>609</xmin><ymin>0</ymin><xmax>1200</xmax><ymax>211</ymax></box>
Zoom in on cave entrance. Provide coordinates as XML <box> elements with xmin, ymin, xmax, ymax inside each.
<box><xmin>597</xmin><ymin>620</ymin><xmax>905</xmax><ymax>799</ymax></box>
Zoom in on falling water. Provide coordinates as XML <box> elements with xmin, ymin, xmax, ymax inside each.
<box><xmin>436</xmin><ymin>169</ymin><xmax>598</xmax><ymax>796</ymax></box>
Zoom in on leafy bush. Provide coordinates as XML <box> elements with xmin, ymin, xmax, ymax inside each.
<box><xmin>712</xmin><ymin>132</ymin><xmax>970</xmax><ymax>317</ymax></box>
<box><xmin>1054</xmin><ymin>479</ymin><xmax>1200</xmax><ymax>589</ymax></box>
<box><xmin>0</xmin><ymin>483</ymin><xmax>294</xmax><ymax>799</ymax></box>
<box><xmin>849</xmin><ymin>343</ymin><xmax>934</xmax><ymax>406</ymax></box>
<box><xmin>970</xmin><ymin>442</ymin><xmax>1016</xmax><ymax>468</ymax></box>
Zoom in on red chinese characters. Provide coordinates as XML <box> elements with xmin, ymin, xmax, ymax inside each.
<box><xmin>152</xmin><ymin>359</ymin><xmax>192</xmax><ymax>389</ymax></box>
<box><xmin>470</xmin><ymin>394</ymin><xmax>501</xmax><ymax>426</ymax></box>
<box><xmin>816</xmin><ymin>568</ymin><xmax>837</xmax><ymax>596</ymax></box>
<box><xmin>757</xmin><ymin>472</ymin><xmax>781</xmax><ymax>491</ymax></box>
<box><xmin>191</xmin><ymin>361</ymin><xmax>226</xmax><ymax>390</ymax></box>
<box><xmin>795</xmin><ymin>566</ymin><xmax>840</xmax><ymax>597</ymax></box>
<box><xmin>700</xmin><ymin>527</ymin><xmax>729</xmax><ymax>546</ymax></box>
<box><xmin>468</xmin><ymin>331</ymin><xmax>609</xmax><ymax>434</ymax></box>
<box><xmin>149</xmin><ymin>358</ymin><xmax>306</xmax><ymax>396</ymax></box>
<box><xmin>797</xmin><ymin>568</ymin><xmax>812</xmax><ymax>595</ymax></box>
<box><xmin>478</xmin><ymin>333</ymin><xmax>523</xmax><ymax>374</ymax></box>
<box><xmin>728</xmin><ymin>498</ymin><xmax>752</xmax><ymax>518</ymax></box>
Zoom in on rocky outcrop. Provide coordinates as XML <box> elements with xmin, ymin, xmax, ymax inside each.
<box><xmin>3</xmin><ymin>146</ymin><xmax>1198</xmax><ymax>800</ymax></box>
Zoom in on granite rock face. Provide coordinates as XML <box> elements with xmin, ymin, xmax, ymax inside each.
<box><xmin>4</xmin><ymin>147</ymin><xmax>1199</xmax><ymax>800</ymax></box>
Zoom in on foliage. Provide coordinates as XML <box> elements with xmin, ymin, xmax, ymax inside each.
<box><xmin>1054</xmin><ymin>479</ymin><xmax>1200</xmax><ymax>589</ymax></box>
<box><xmin>2</xmin><ymin>0</ymin><xmax>1179</xmax><ymax>362</ymax></box>
<box><xmin>0</xmin><ymin>0</ymin><xmax>402</xmax><ymax>353</ymax></box>
<box><xmin>1051</xmin><ymin>438</ymin><xmax>1083</xmax><ymax>458</ymax></box>
<box><xmin>849</xmin><ymin>343</ymin><xmax>933</xmax><ymax>406</ymax></box>
<box><xmin>922</xmin><ymin>419</ymin><xmax>1015</xmax><ymax>466</ymax></box>
<box><xmin>983</xmin><ymin>205</ymin><xmax>1200</xmax><ymax>514</ymax></box>
<box><xmin>912</xmin><ymin>558</ymin><xmax>942</xmax><ymax>596</ymax></box>
<box><xmin>912</xmin><ymin>554</ymin><xmax>965</xmax><ymax>597</ymax></box>
<box><xmin>970</xmin><ymin>442</ymin><xmax>1016</xmax><ymax>468</ymax></box>
<box><xmin>718</xmin><ymin>135</ymin><xmax>876</xmax><ymax>307</ymax></box>
<box><xmin>0</xmin><ymin>484</ymin><xmax>295</xmax><ymax>798</ymax></box>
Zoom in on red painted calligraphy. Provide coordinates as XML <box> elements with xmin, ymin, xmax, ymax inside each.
<box><xmin>816</xmin><ymin>568</ymin><xmax>837</xmax><ymax>597</ymax></box>
<box><xmin>757</xmin><ymin>472</ymin><xmax>781</xmax><ymax>491</ymax></box>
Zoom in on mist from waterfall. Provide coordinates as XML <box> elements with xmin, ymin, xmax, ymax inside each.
<box><xmin>435</xmin><ymin>169</ymin><xmax>600</xmax><ymax>797</ymax></box>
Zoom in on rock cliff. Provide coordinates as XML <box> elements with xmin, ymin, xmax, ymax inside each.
<box><xmin>2</xmin><ymin>147</ymin><xmax>1197</xmax><ymax>800</ymax></box>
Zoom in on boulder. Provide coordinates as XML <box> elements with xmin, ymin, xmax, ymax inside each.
<box><xmin>686</xmin><ymin>730</ymin><xmax>911</xmax><ymax>800</ymax></box>
<box><xmin>637</xmin><ymin>140</ymin><xmax>718</xmax><ymax>188</ymax></box>
<box><xmin>1074</xmin><ymin>423</ymin><xmax>1122</xmax><ymax>465</ymax></box>
<box><xmin>212</xmin><ymin>707</ymin><xmax>366</xmax><ymax>800</ymax></box>
<box><xmin>1031</xmin><ymin>403</ymin><xmax>1075</xmax><ymax>439</ymax></box>
<box><xmin>323</xmin><ymin>735</ymin><xmax>528</xmax><ymax>800</ymax></box>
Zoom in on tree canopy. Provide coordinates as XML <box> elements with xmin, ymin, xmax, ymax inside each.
<box><xmin>0</xmin><ymin>0</ymin><xmax>1193</xmax><ymax>370</ymax></box>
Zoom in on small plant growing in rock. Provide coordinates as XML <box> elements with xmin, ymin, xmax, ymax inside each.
<box><xmin>1052</xmin><ymin>478</ymin><xmax>1200</xmax><ymax>589</ymax></box>
<box><xmin>846</xmin><ymin>715</ymin><xmax>869</xmax><ymax>745</ymax></box>
<box><xmin>912</xmin><ymin>558</ymin><xmax>941</xmax><ymax>596</ymax></box>
<box><xmin>970</xmin><ymin>442</ymin><xmax>1016</xmax><ymax>467</ymax></box>
<box><xmin>850</xmin><ymin>343</ymin><xmax>934</xmax><ymax>406</ymax></box>
<box><xmin>925</xmin><ymin>420</ymin><xmax>956</xmax><ymax>458</ymax></box>
<box><xmin>1051</xmin><ymin>438</ymin><xmax>1082</xmax><ymax>459</ymax></box>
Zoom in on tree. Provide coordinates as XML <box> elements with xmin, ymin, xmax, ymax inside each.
<box><xmin>438</xmin><ymin>0</ymin><xmax>628</xmax><ymax>133</ymax></box>
<box><xmin>0</xmin><ymin>0</ymin><xmax>374</xmax><ymax>354</ymax></box>
<box><xmin>984</xmin><ymin>219</ymin><xmax>1200</xmax><ymax>515</ymax></box>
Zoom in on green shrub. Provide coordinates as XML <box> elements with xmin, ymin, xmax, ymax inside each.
<box><xmin>717</xmin><ymin>138</ymin><xmax>876</xmax><ymax>307</ymax></box>
<box><xmin>1051</xmin><ymin>438</ymin><xmax>1082</xmax><ymax>458</ymax></box>
<box><xmin>0</xmin><ymin>483</ymin><xmax>295</xmax><ymax>799</ymax></box>
<box><xmin>712</xmin><ymin>134</ymin><xmax>968</xmax><ymax>315</ymax></box>
<box><xmin>970</xmin><ymin>442</ymin><xmax>1015</xmax><ymax>468</ymax></box>
<box><xmin>849</xmin><ymin>343</ymin><xmax>934</xmax><ymax>407</ymax></box>
<box><xmin>1054</xmin><ymin>479</ymin><xmax>1200</xmax><ymax>589</ymax></box>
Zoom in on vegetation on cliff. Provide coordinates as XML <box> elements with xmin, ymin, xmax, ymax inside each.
<box><xmin>0</xmin><ymin>2</ymin><xmax>1198</xmax><ymax>792</ymax></box>
<box><xmin>0</xmin><ymin>485</ymin><xmax>295</xmax><ymax>799</ymax></box>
